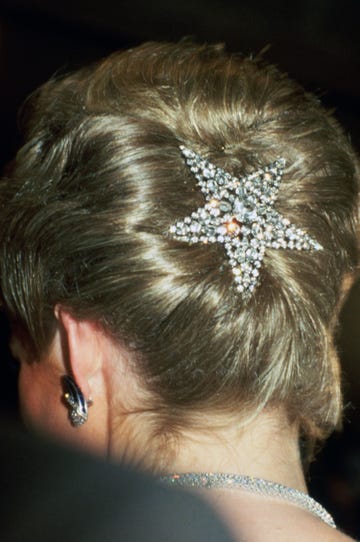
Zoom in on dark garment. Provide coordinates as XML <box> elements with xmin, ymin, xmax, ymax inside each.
<box><xmin>0</xmin><ymin>419</ymin><xmax>234</xmax><ymax>542</ymax></box>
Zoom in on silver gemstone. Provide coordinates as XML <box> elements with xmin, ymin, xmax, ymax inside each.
<box><xmin>169</xmin><ymin>146</ymin><xmax>322</xmax><ymax>298</ymax></box>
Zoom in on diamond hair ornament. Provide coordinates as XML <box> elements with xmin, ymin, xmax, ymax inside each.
<box><xmin>169</xmin><ymin>146</ymin><xmax>322</xmax><ymax>297</ymax></box>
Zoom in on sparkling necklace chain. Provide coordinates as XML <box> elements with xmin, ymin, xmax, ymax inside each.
<box><xmin>159</xmin><ymin>472</ymin><xmax>336</xmax><ymax>529</ymax></box>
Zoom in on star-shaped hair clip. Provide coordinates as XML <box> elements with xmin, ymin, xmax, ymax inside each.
<box><xmin>169</xmin><ymin>146</ymin><xmax>322</xmax><ymax>297</ymax></box>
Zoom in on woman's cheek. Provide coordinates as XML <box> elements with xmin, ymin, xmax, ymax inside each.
<box><xmin>18</xmin><ymin>363</ymin><xmax>59</xmax><ymax>433</ymax></box>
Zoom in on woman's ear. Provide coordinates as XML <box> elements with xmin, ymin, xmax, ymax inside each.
<box><xmin>51</xmin><ymin>306</ymin><xmax>117</xmax><ymax>454</ymax></box>
<box><xmin>54</xmin><ymin>306</ymin><xmax>105</xmax><ymax>401</ymax></box>
<box><xmin>54</xmin><ymin>305</ymin><xmax>147</xmax><ymax>458</ymax></box>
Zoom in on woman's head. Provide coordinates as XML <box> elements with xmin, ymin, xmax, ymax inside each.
<box><xmin>1</xmin><ymin>41</ymin><xmax>359</xmax><ymax>444</ymax></box>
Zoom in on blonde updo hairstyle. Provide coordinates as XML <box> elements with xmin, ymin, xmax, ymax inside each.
<box><xmin>0</xmin><ymin>41</ymin><xmax>359</xmax><ymax>446</ymax></box>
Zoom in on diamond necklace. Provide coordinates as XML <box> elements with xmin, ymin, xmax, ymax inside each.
<box><xmin>159</xmin><ymin>472</ymin><xmax>336</xmax><ymax>529</ymax></box>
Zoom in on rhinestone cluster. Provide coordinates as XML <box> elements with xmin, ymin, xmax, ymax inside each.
<box><xmin>169</xmin><ymin>146</ymin><xmax>322</xmax><ymax>297</ymax></box>
<box><xmin>159</xmin><ymin>472</ymin><xmax>336</xmax><ymax>529</ymax></box>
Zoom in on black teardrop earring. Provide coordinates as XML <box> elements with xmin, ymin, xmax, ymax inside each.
<box><xmin>62</xmin><ymin>375</ymin><xmax>93</xmax><ymax>427</ymax></box>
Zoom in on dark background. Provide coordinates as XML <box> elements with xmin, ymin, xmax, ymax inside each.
<box><xmin>0</xmin><ymin>0</ymin><xmax>359</xmax><ymax>537</ymax></box>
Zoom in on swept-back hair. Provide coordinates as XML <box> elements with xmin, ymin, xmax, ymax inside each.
<box><xmin>1</xmin><ymin>41</ymin><xmax>359</xmax><ymax>442</ymax></box>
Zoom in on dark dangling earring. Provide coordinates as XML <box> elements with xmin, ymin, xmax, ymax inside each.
<box><xmin>62</xmin><ymin>375</ymin><xmax>93</xmax><ymax>427</ymax></box>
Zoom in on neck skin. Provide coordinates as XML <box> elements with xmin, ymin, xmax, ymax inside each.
<box><xmin>110</xmin><ymin>408</ymin><xmax>355</xmax><ymax>542</ymax></box>
<box><xmin>110</xmin><ymin>407</ymin><xmax>307</xmax><ymax>493</ymax></box>
<box><xmin>164</xmin><ymin>410</ymin><xmax>307</xmax><ymax>492</ymax></box>
<box><xmin>114</xmin><ymin>409</ymin><xmax>355</xmax><ymax>542</ymax></box>
<box><xmin>110</xmin><ymin>408</ymin><xmax>354</xmax><ymax>542</ymax></box>
<box><xmin>111</xmin><ymin>410</ymin><xmax>348</xmax><ymax>542</ymax></box>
